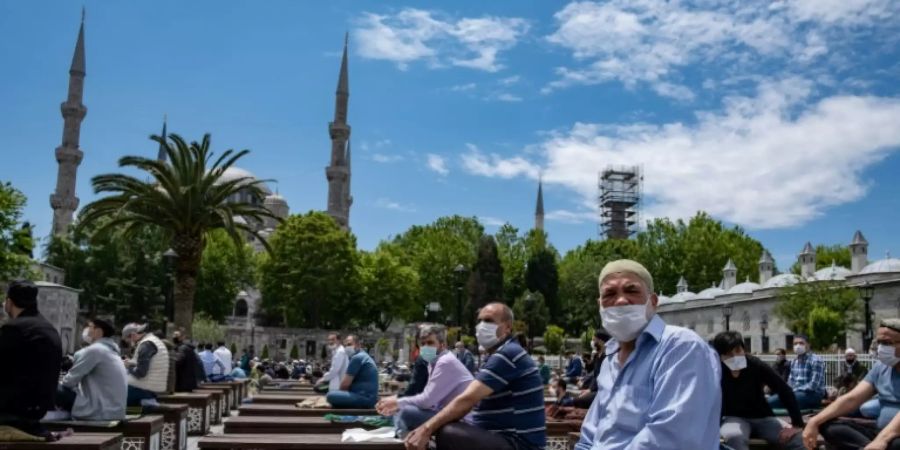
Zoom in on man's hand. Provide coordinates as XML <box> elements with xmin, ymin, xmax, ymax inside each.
<box><xmin>863</xmin><ymin>441</ymin><xmax>888</xmax><ymax>450</ymax></box>
<box><xmin>404</xmin><ymin>424</ymin><xmax>431</xmax><ymax>450</ymax></box>
<box><xmin>376</xmin><ymin>396</ymin><xmax>399</xmax><ymax>416</ymax></box>
<box><xmin>802</xmin><ymin>422</ymin><xmax>819</xmax><ymax>450</ymax></box>
<box><xmin>577</xmin><ymin>389</ymin><xmax>591</xmax><ymax>398</ymax></box>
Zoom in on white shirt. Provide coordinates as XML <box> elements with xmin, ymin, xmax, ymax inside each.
<box><xmin>320</xmin><ymin>345</ymin><xmax>349</xmax><ymax>392</ymax></box>
<box><xmin>214</xmin><ymin>346</ymin><xmax>233</xmax><ymax>374</ymax></box>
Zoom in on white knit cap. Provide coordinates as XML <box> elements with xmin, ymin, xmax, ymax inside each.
<box><xmin>598</xmin><ymin>259</ymin><xmax>654</xmax><ymax>293</ymax></box>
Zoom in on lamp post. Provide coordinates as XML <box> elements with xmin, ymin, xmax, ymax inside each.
<box><xmin>722</xmin><ymin>304</ymin><xmax>733</xmax><ymax>331</ymax></box>
<box><xmin>760</xmin><ymin>318</ymin><xmax>769</xmax><ymax>353</ymax></box>
<box><xmin>454</xmin><ymin>264</ymin><xmax>467</xmax><ymax>338</ymax></box>
<box><xmin>525</xmin><ymin>292</ymin><xmax>536</xmax><ymax>351</ymax></box>
<box><xmin>858</xmin><ymin>281</ymin><xmax>875</xmax><ymax>352</ymax></box>
<box><xmin>426</xmin><ymin>302</ymin><xmax>442</xmax><ymax>323</ymax></box>
<box><xmin>162</xmin><ymin>248</ymin><xmax>178</xmax><ymax>336</ymax></box>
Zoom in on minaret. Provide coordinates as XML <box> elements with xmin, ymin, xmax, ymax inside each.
<box><xmin>156</xmin><ymin>116</ymin><xmax>168</xmax><ymax>162</ymax></box>
<box><xmin>759</xmin><ymin>250</ymin><xmax>774</xmax><ymax>285</ymax></box>
<box><xmin>799</xmin><ymin>242</ymin><xmax>817</xmax><ymax>279</ymax></box>
<box><xmin>850</xmin><ymin>230</ymin><xmax>869</xmax><ymax>273</ymax></box>
<box><xmin>722</xmin><ymin>258</ymin><xmax>737</xmax><ymax>290</ymax></box>
<box><xmin>676</xmin><ymin>276</ymin><xmax>688</xmax><ymax>294</ymax></box>
<box><xmin>326</xmin><ymin>33</ymin><xmax>351</xmax><ymax>230</ymax></box>
<box><xmin>534</xmin><ymin>178</ymin><xmax>545</xmax><ymax>231</ymax></box>
<box><xmin>50</xmin><ymin>11</ymin><xmax>87</xmax><ymax>237</ymax></box>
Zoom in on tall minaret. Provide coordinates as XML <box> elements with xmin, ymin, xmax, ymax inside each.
<box><xmin>156</xmin><ymin>116</ymin><xmax>168</xmax><ymax>162</ymax></box>
<box><xmin>534</xmin><ymin>178</ymin><xmax>544</xmax><ymax>231</ymax></box>
<box><xmin>326</xmin><ymin>33</ymin><xmax>351</xmax><ymax>230</ymax></box>
<box><xmin>50</xmin><ymin>11</ymin><xmax>87</xmax><ymax>237</ymax></box>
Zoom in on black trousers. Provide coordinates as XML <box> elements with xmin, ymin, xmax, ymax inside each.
<box><xmin>435</xmin><ymin>422</ymin><xmax>538</xmax><ymax>450</ymax></box>
<box><xmin>820</xmin><ymin>419</ymin><xmax>900</xmax><ymax>450</ymax></box>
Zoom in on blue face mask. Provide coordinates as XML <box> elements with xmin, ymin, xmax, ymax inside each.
<box><xmin>420</xmin><ymin>345</ymin><xmax>438</xmax><ymax>363</ymax></box>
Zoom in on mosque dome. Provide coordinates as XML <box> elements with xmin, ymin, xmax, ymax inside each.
<box><xmin>814</xmin><ymin>262</ymin><xmax>853</xmax><ymax>281</ymax></box>
<box><xmin>695</xmin><ymin>285</ymin><xmax>726</xmax><ymax>300</ymax></box>
<box><xmin>218</xmin><ymin>167</ymin><xmax>272</xmax><ymax>194</ymax></box>
<box><xmin>728</xmin><ymin>279</ymin><xmax>761</xmax><ymax>294</ymax></box>
<box><xmin>763</xmin><ymin>273</ymin><xmax>801</xmax><ymax>289</ymax></box>
<box><xmin>670</xmin><ymin>291</ymin><xmax>697</xmax><ymax>303</ymax></box>
<box><xmin>657</xmin><ymin>294</ymin><xmax>672</xmax><ymax>305</ymax></box>
<box><xmin>860</xmin><ymin>256</ymin><xmax>900</xmax><ymax>275</ymax></box>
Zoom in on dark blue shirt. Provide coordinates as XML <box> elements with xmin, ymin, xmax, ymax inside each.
<box><xmin>472</xmin><ymin>337</ymin><xmax>546</xmax><ymax>449</ymax></box>
<box><xmin>346</xmin><ymin>350</ymin><xmax>379</xmax><ymax>398</ymax></box>
<box><xmin>565</xmin><ymin>356</ymin><xmax>583</xmax><ymax>378</ymax></box>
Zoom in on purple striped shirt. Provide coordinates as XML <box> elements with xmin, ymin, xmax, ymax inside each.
<box><xmin>398</xmin><ymin>350</ymin><xmax>473</xmax><ymax>411</ymax></box>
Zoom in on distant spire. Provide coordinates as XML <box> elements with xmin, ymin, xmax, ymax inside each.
<box><xmin>70</xmin><ymin>9</ymin><xmax>86</xmax><ymax>75</ymax></box>
<box><xmin>534</xmin><ymin>177</ymin><xmax>545</xmax><ymax>231</ymax></box>
<box><xmin>156</xmin><ymin>115</ymin><xmax>168</xmax><ymax>162</ymax></box>
<box><xmin>851</xmin><ymin>230</ymin><xmax>868</xmax><ymax>246</ymax></box>
<box><xmin>336</xmin><ymin>32</ymin><xmax>349</xmax><ymax>95</ymax></box>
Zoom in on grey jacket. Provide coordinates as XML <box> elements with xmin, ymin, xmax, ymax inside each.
<box><xmin>61</xmin><ymin>338</ymin><xmax>128</xmax><ymax>420</ymax></box>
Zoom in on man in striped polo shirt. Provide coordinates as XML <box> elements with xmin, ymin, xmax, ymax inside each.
<box><xmin>404</xmin><ymin>302</ymin><xmax>545</xmax><ymax>450</ymax></box>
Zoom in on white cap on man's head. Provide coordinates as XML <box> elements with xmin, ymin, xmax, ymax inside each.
<box><xmin>598</xmin><ymin>259</ymin><xmax>654</xmax><ymax>293</ymax></box>
<box><xmin>845</xmin><ymin>348</ymin><xmax>856</xmax><ymax>355</ymax></box>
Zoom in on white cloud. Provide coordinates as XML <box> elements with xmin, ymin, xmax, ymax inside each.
<box><xmin>375</xmin><ymin>198</ymin><xmax>416</xmax><ymax>213</ymax></box>
<box><xmin>355</xmin><ymin>9</ymin><xmax>529</xmax><ymax>72</ymax></box>
<box><xmin>499</xmin><ymin>75</ymin><xmax>521</xmax><ymax>86</ymax></box>
<box><xmin>478</xmin><ymin>216</ymin><xmax>506</xmax><ymax>227</ymax></box>
<box><xmin>426</xmin><ymin>154</ymin><xmax>449</xmax><ymax>175</ymax></box>
<box><xmin>543</xmin><ymin>0</ymin><xmax>898</xmax><ymax>97</ymax></box>
<box><xmin>464</xmin><ymin>80</ymin><xmax>900</xmax><ymax>229</ymax></box>
<box><xmin>451</xmin><ymin>83</ymin><xmax>477</xmax><ymax>92</ymax></box>
<box><xmin>546</xmin><ymin>209</ymin><xmax>597</xmax><ymax>224</ymax></box>
<box><xmin>492</xmin><ymin>93</ymin><xmax>523</xmax><ymax>102</ymax></box>
<box><xmin>371</xmin><ymin>153</ymin><xmax>403</xmax><ymax>163</ymax></box>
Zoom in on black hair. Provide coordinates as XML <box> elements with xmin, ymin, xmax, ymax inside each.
<box><xmin>775</xmin><ymin>348</ymin><xmax>786</xmax><ymax>355</ymax></box>
<box><xmin>555</xmin><ymin>378</ymin><xmax>567</xmax><ymax>389</ymax></box>
<box><xmin>594</xmin><ymin>329</ymin><xmax>611</xmax><ymax>342</ymax></box>
<box><xmin>6</xmin><ymin>280</ymin><xmax>38</xmax><ymax>309</ymax></box>
<box><xmin>217</xmin><ymin>341</ymin><xmax>225</xmax><ymax>347</ymax></box>
<box><xmin>712</xmin><ymin>331</ymin><xmax>745</xmax><ymax>355</ymax></box>
<box><xmin>89</xmin><ymin>317</ymin><xmax>115</xmax><ymax>338</ymax></box>
<box><xmin>794</xmin><ymin>334</ymin><xmax>809</xmax><ymax>343</ymax></box>
<box><xmin>204</xmin><ymin>343</ymin><xmax>213</xmax><ymax>350</ymax></box>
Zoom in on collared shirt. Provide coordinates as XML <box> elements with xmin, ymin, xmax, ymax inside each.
<box><xmin>862</xmin><ymin>362</ymin><xmax>900</xmax><ymax>429</ymax></box>
<box><xmin>199</xmin><ymin>350</ymin><xmax>225</xmax><ymax>377</ymax></box>
<box><xmin>788</xmin><ymin>352</ymin><xmax>826</xmax><ymax>396</ymax></box>
<box><xmin>214</xmin><ymin>346</ymin><xmax>233</xmax><ymax>374</ymax></box>
<box><xmin>320</xmin><ymin>345</ymin><xmax>349</xmax><ymax>392</ymax></box>
<box><xmin>398</xmin><ymin>350</ymin><xmax>473</xmax><ymax>411</ymax></box>
<box><xmin>472</xmin><ymin>336</ymin><xmax>546</xmax><ymax>449</ymax></box>
<box><xmin>576</xmin><ymin>315</ymin><xmax>722</xmax><ymax>450</ymax></box>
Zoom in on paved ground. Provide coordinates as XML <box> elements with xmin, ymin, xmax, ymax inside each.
<box><xmin>187</xmin><ymin>422</ymin><xmax>224</xmax><ymax>450</ymax></box>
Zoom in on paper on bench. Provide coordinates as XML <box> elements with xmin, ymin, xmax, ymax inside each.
<box><xmin>341</xmin><ymin>427</ymin><xmax>400</xmax><ymax>443</ymax></box>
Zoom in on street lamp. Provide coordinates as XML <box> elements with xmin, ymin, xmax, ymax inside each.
<box><xmin>525</xmin><ymin>292</ymin><xmax>536</xmax><ymax>351</ymax></box>
<box><xmin>454</xmin><ymin>264</ymin><xmax>467</xmax><ymax>337</ymax></box>
<box><xmin>722</xmin><ymin>304</ymin><xmax>733</xmax><ymax>331</ymax></box>
<box><xmin>162</xmin><ymin>248</ymin><xmax>178</xmax><ymax>336</ymax></box>
<box><xmin>858</xmin><ymin>281</ymin><xmax>875</xmax><ymax>352</ymax></box>
<box><xmin>426</xmin><ymin>302</ymin><xmax>442</xmax><ymax>323</ymax></box>
<box><xmin>760</xmin><ymin>317</ymin><xmax>769</xmax><ymax>353</ymax></box>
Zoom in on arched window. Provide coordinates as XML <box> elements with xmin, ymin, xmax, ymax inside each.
<box><xmin>742</xmin><ymin>311</ymin><xmax>751</xmax><ymax>331</ymax></box>
<box><xmin>234</xmin><ymin>299</ymin><xmax>248</xmax><ymax>317</ymax></box>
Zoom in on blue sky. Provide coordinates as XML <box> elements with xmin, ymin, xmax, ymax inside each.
<box><xmin>2</xmin><ymin>1</ymin><xmax>900</xmax><ymax>280</ymax></box>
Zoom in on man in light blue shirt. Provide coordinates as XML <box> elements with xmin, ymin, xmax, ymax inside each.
<box><xmin>576</xmin><ymin>259</ymin><xmax>722</xmax><ymax>450</ymax></box>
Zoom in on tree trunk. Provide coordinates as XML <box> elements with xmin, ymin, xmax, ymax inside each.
<box><xmin>172</xmin><ymin>236</ymin><xmax>203</xmax><ymax>338</ymax></box>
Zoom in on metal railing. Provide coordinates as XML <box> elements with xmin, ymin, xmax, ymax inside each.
<box><xmin>756</xmin><ymin>353</ymin><xmax>875</xmax><ymax>388</ymax></box>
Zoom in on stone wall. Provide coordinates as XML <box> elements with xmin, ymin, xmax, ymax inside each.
<box><xmin>0</xmin><ymin>281</ymin><xmax>81</xmax><ymax>355</ymax></box>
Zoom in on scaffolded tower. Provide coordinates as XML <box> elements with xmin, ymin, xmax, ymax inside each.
<box><xmin>599</xmin><ymin>165</ymin><xmax>642</xmax><ymax>240</ymax></box>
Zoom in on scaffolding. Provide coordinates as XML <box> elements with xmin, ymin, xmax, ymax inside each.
<box><xmin>599</xmin><ymin>165</ymin><xmax>642</xmax><ymax>240</ymax></box>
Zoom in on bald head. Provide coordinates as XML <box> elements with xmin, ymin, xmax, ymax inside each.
<box><xmin>478</xmin><ymin>302</ymin><xmax>514</xmax><ymax>342</ymax></box>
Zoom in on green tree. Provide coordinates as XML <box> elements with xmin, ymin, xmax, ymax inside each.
<box><xmin>543</xmin><ymin>325</ymin><xmax>565</xmax><ymax>355</ymax></box>
<box><xmin>495</xmin><ymin>223</ymin><xmax>527</xmax><ymax>304</ymax></box>
<box><xmin>358</xmin><ymin>248</ymin><xmax>420</xmax><ymax>331</ymax></box>
<box><xmin>77</xmin><ymin>134</ymin><xmax>277</xmax><ymax>336</ymax></box>
<box><xmin>512</xmin><ymin>291</ymin><xmax>549</xmax><ymax>347</ymax></box>
<box><xmin>790</xmin><ymin>244</ymin><xmax>852</xmax><ymax>274</ymax></box>
<box><xmin>0</xmin><ymin>182</ymin><xmax>35</xmax><ymax>281</ymax></box>
<box><xmin>195</xmin><ymin>230</ymin><xmax>253</xmax><ymax>321</ymax></box>
<box><xmin>230</xmin><ymin>342</ymin><xmax>238</xmax><ymax>355</ymax></box>
<box><xmin>773</xmin><ymin>280</ymin><xmax>861</xmax><ymax>350</ymax></box>
<box><xmin>465</xmin><ymin>235</ymin><xmax>504</xmax><ymax>329</ymax></box>
<box><xmin>261</xmin><ymin>344</ymin><xmax>269</xmax><ymax>360</ymax></box>
<box><xmin>192</xmin><ymin>312</ymin><xmax>225</xmax><ymax>344</ymax></box>
<box><xmin>525</xmin><ymin>248</ymin><xmax>560</xmax><ymax>324</ymax></box>
<box><xmin>258</xmin><ymin>211</ymin><xmax>359</xmax><ymax>328</ymax></box>
<box><xmin>289</xmin><ymin>343</ymin><xmax>299</xmax><ymax>360</ymax></box>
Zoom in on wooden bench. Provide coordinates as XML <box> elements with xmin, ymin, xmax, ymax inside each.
<box><xmin>142</xmin><ymin>403</ymin><xmax>189</xmax><ymax>450</ymax></box>
<box><xmin>223</xmin><ymin>417</ymin><xmax>379</xmax><ymax>434</ymax></box>
<box><xmin>204</xmin><ymin>381</ymin><xmax>244</xmax><ymax>409</ymax></box>
<box><xmin>245</xmin><ymin>394</ymin><xmax>314</xmax><ymax>405</ymax></box>
<box><xmin>237</xmin><ymin>405</ymin><xmax>375</xmax><ymax>417</ymax></box>
<box><xmin>194</xmin><ymin>386</ymin><xmax>232</xmax><ymax>418</ymax></box>
<box><xmin>157</xmin><ymin>393</ymin><xmax>214</xmax><ymax>436</ymax></box>
<box><xmin>198</xmin><ymin>434</ymin><xmax>402</xmax><ymax>449</ymax></box>
<box><xmin>43</xmin><ymin>416</ymin><xmax>163</xmax><ymax>450</ymax></box>
<box><xmin>0</xmin><ymin>433</ymin><xmax>122</xmax><ymax>450</ymax></box>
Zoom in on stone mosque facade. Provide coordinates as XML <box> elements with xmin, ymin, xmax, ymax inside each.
<box><xmin>656</xmin><ymin>231</ymin><xmax>900</xmax><ymax>353</ymax></box>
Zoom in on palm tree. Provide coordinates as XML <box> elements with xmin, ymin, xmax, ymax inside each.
<box><xmin>78</xmin><ymin>133</ymin><xmax>278</xmax><ymax>336</ymax></box>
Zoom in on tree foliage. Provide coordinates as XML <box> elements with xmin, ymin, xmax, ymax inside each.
<box><xmin>192</xmin><ymin>312</ymin><xmax>225</xmax><ymax>344</ymax></box>
<box><xmin>790</xmin><ymin>244</ymin><xmax>852</xmax><ymax>275</ymax></box>
<box><xmin>773</xmin><ymin>280</ymin><xmax>861</xmax><ymax>350</ymax></box>
<box><xmin>0</xmin><ymin>182</ymin><xmax>35</xmax><ymax>281</ymax></box>
<box><xmin>512</xmin><ymin>290</ymin><xmax>549</xmax><ymax>342</ymax></box>
<box><xmin>525</xmin><ymin>248</ymin><xmax>560</xmax><ymax>324</ymax></box>
<box><xmin>258</xmin><ymin>211</ymin><xmax>359</xmax><ymax>328</ymax></box>
<box><xmin>494</xmin><ymin>224</ymin><xmax>527</xmax><ymax>304</ymax></box>
<box><xmin>465</xmin><ymin>235</ymin><xmax>504</xmax><ymax>329</ymax></box>
<box><xmin>76</xmin><ymin>133</ymin><xmax>277</xmax><ymax>336</ymax></box>
<box><xmin>543</xmin><ymin>325</ymin><xmax>565</xmax><ymax>355</ymax></box>
<box><xmin>358</xmin><ymin>248</ymin><xmax>420</xmax><ymax>331</ymax></box>
<box><xmin>195</xmin><ymin>230</ymin><xmax>254</xmax><ymax>321</ymax></box>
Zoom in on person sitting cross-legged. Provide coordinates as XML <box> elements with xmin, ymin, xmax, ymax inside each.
<box><xmin>56</xmin><ymin>318</ymin><xmax>128</xmax><ymax>421</ymax></box>
<box><xmin>403</xmin><ymin>302</ymin><xmax>546</xmax><ymax>450</ymax></box>
<box><xmin>376</xmin><ymin>324</ymin><xmax>473</xmax><ymax>437</ymax></box>
<box><xmin>325</xmin><ymin>335</ymin><xmax>379</xmax><ymax>409</ymax></box>
<box><xmin>713</xmin><ymin>331</ymin><xmax>805</xmax><ymax>450</ymax></box>
<box><xmin>803</xmin><ymin>318</ymin><xmax>900</xmax><ymax>450</ymax></box>
<box><xmin>768</xmin><ymin>334</ymin><xmax>825</xmax><ymax>411</ymax></box>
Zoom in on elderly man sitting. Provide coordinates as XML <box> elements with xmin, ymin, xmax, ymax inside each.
<box><xmin>575</xmin><ymin>259</ymin><xmax>722</xmax><ymax>450</ymax></box>
<box><xmin>376</xmin><ymin>324</ymin><xmax>473</xmax><ymax>437</ymax></box>
<box><xmin>326</xmin><ymin>335</ymin><xmax>379</xmax><ymax>409</ymax></box>
<box><xmin>803</xmin><ymin>318</ymin><xmax>900</xmax><ymax>450</ymax></box>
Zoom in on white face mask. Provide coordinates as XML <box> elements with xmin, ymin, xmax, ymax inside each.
<box><xmin>722</xmin><ymin>355</ymin><xmax>747</xmax><ymax>371</ymax></box>
<box><xmin>793</xmin><ymin>344</ymin><xmax>807</xmax><ymax>355</ymax></box>
<box><xmin>476</xmin><ymin>322</ymin><xmax>500</xmax><ymax>349</ymax></box>
<box><xmin>82</xmin><ymin>328</ymin><xmax>93</xmax><ymax>344</ymax></box>
<box><xmin>877</xmin><ymin>344</ymin><xmax>900</xmax><ymax>367</ymax></box>
<box><xmin>599</xmin><ymin>300</ymin><xmax>652</xmax><ymax>343</ymax></box>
